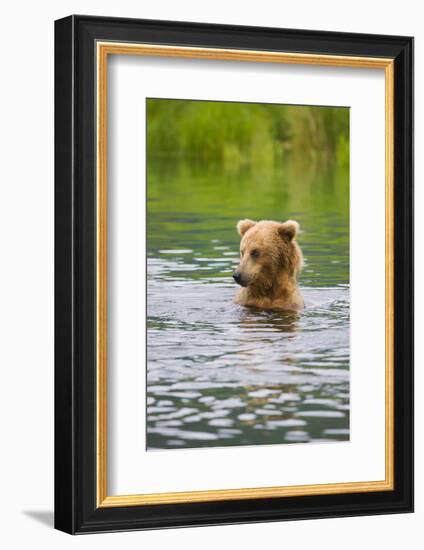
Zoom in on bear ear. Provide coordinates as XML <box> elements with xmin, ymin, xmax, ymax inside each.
<box><xmin>237</xmin><ymin>219</ymin><xmax>257</xmax><ymax>236</ymax></box>
<box><xmin>277</xmin><ymin>220</ymin><xmax>299</xmax><ymax>241</ymax></box>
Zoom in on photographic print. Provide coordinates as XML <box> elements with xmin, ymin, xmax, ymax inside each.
<box><xmin>55</xmin><ymin>17</ymin><xmax>413</xmax><ymax>533</ymax></box>
<box><xmin>146</xmin><ymin>98</ymin><xmax>350</xmax><ymax>450</ymax></box>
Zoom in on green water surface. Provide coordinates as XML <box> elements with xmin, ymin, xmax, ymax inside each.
<box><xmin>146</xmin><ymin>158</ymin><xmax>349</xmax><ymax>450</ymax></box>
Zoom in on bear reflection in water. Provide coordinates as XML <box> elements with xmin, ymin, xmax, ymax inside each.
<box><xmin>238</xmin><ymin>307</ymin><xmax>299</xmax><ymax>334</ymax></box>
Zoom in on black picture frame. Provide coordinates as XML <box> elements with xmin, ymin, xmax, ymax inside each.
<box><xmin>55</xmin><ymin>14</ymin><xmax>414</xmax><ymax>534</ymax></box>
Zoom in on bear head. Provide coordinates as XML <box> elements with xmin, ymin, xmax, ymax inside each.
<box><xmin>232</xmin><ymin>219</ymin><xmax>303</xmax><ymax>294</ymax></box>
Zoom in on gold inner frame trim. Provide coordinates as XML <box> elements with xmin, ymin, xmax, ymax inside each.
<box><xmin>96</xmin><ymin>41</ymin><xmax>395</xmax><ymax>508</ymax></box>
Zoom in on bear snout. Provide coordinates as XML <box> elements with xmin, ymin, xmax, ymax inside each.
<box><xmin>232</xmin><ymin>270</ymin><xmax>247</xmax><ymax>287</ymax></box>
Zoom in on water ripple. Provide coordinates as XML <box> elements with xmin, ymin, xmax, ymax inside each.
<box><xmin>147</xmin><ymin>259</ymin><xmax>349</xmax><ymax>449</ymax></box>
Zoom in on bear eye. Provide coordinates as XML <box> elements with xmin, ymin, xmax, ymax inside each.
<box><xmin>250</xmin><ymin>249</ymin><xmax>260</xmax><ymax>259</ymax></box>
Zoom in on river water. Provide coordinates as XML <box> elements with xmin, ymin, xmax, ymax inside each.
<box><xmin>146</xmin><ymin>159</ymin><xmax>349</xmax><ymax>449</ymax></box>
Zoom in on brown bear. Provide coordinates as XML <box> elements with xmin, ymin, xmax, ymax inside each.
<box><xmin>233</xmin><ymin>219</ymin><xmax>304</xmax><ymax>311</ymax></box>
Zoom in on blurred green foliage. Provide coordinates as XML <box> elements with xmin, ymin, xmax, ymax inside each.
<box><xmin>147</xmin><ymin>99</ymin><xmax>349</xmax><ymax>168</ymax></box>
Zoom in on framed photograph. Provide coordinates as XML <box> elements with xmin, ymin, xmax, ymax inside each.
<box><xmin>54</xmin><ymin>15</ymin><xmax>413</xmax><ymax>534</ymax></box>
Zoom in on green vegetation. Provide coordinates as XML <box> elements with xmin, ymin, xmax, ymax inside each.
<box><xmin>147</xmin><ymin>99</ymin><xmax>349</xmax><ymax>168</ymax></box>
